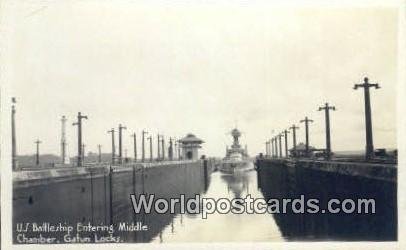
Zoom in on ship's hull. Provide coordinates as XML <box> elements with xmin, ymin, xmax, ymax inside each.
<box><xmin>219</xmin><ymin>160</ymin><xmax>253</xmax><ymax>174</ymax></box>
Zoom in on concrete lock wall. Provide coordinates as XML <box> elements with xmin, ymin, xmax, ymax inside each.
<box><xmin>256</xmin><ymin>159</ymin><xmax>397</xmax><ymax>241</ymax></box>
<box><xmin>13</xmin><ymin>160</ymin><xmax>213</xmax><ymax>243</ymax></box>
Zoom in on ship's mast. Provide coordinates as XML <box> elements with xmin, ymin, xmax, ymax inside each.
<box><xmin>231</xmin><ymin>129</ymin><xmax>241</xmax><ymax>148</ymax></box>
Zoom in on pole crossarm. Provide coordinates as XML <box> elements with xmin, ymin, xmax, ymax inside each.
<box><xmin>318</xmin><ymin>103</ymin><xmax>336</xmax><ymax>112</ymax></box>
<box><xmin>300</xmin><ymin>117</ymin><xmax>313</xmax><ymax>123</ymax></box>
<box><xmin>289</xmin><ymin>125</ymin><xmax>299</xmax><ymax>131</ymax></box>
<box><xmin>353</xmin><ymin>77</ymin><xmax>380</xmax><ymax>90</ymax></box>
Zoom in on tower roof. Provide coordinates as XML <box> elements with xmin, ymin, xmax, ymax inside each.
<box><xmin>179</xmin><ymin>133</ymin><xmax>204</xmax><ymax>144</ymax></box>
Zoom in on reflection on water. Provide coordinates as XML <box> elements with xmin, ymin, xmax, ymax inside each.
<box><xmin>151</xmin><ymin>161</ymin><xmax>396</xmax><ymax>242</ymax></box>
<box><xmin>152</xmin><ymin>166</ymin><xmax>283</xmax><ymax>243</ymax></box>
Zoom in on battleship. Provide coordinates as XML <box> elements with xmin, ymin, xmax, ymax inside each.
<box><xmin>219</xmin><ymin>128</ymin><xmax>253</xmax><ymax>174</ymax></box>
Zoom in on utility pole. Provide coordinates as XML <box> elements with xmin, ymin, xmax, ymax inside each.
<box><xmin>148</xmin><ymin>136</ymin><xmax>153</xmax><ymax>162</ymax></box>
<box><xmin>34</xmin><ymin>139</ymin><xmax>42</xmax><ymax>166</ymax></box>
<box><xmin>11</xmin><ymin>97</ymin><xmax>17</xmax><ymax>170</ymax></box>
<box><xmin>318</xmin><ymin>103</ymin><xmax>336</xmax><ymax>160</ymax></box>
<box><xmin>142</xmin><ymin>130</ymin><xmax>148</xmax><ymax>162</ymax></box>
<box><xmin>300</xmin><ymin>117</ymin><xmax>314</xmax><ymax>157</ymax></box>
<box><xmin>168</xmin><ymin>137</ymin><xmax>173</xmax><ymax>161</ymax></box>
<box><xmin>289</xmin><ymin>124</ymin><xmax>299</xmax><ymax>157</ymax></box>
<box><xmin>274</xmin><ymin>138</ymin><xmax>277</xmax><ymax>157</ymax></box>
<box><xmin>118</xmin><ymin>124</ymin><xmax>127</xmax><ymax>164</ymax></box>
<box><xmin>268</xmin><ymin>140</ymin><xmax>271</xmax><ymax>157</ymax></box>
<box><xmin>169</xmin><ymin>137</ymin><xmax>174</xmax><ymax>160</ymax></box>
<box><xmin>161</xmin><ymin>136</ymin><xmax>165</xmax><ymax>161</ymax></box>
<box><xmin>72</xmin><ymin>112</ymin><xmax>88</xmax><ymax>167</ymax></box>
<box><xmin>274</xmin><ymin>137</ymin><xmax>278</xmax><ymax>158</ymax></box>
<box><xmin>177</xmin><ymin>140</ymin><xmax>181</xmax><ymax>160</ymax></box>
<box><xmin>157</xmin><ymin>134</ymin><xmax>161</xmax><ymax>160</ymax></box>
<box><xmin>82</xmin><ymin>144</ymin><xmax>86</xmax><ymax>163</ymax></box>
<box><xmin>272</xmin><ymin>137</ymin><xmax>278</xmax><ymax>157</ymax></box>
<box><xmin>107</xmin><ymin>128</ymin><xmax>115</xmax><ymax>164</ymax></box>
<box><xmin>131</xmin><ymin>133</ymin><xmax>137</xmax><ymax>162</ymax></box>
<box><xmin>277</xmin><ymin>133</ymin><xmax>283</xmax><ymax>158</ymax></box>
<box><xmin>174</xmin><ymin>139</ymin><xmax>178</xmax><ymax>159</ymax></box>
<box><xmin>268</xmin><ymin>140</ymin><xmax>272</xmax><ymax>157</ymax></box>
<box><xmin>354</xmin><ymin>77</ymin><xmax>380</xmax><ymax>160</ymax></box>
<box><xmin>283</xmin><ymin>129</ymin><xmax>290</xmax><ymax>157</ymax></box>
<box><xmin>273</xmin><ymin>138</ymin><xmax>276</xmax><ymax>157</ymax></box>
<box><xmin>98</xmin><ymin>144</ymin><xmax>102</xmax><ymax>163</ymax></box>
<box><xmin>265</xmin><ymin>141</ymin><xmax>269</xmax><ymax>157</ymax></box>
<box><xmin>61</xmin><ymin>116</ymin><xmax>67</xmax><ymax>164</ymax></box>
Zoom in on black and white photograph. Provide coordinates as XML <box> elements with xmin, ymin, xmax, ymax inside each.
<box><xmin>0</xmin><ymin>0</ymin><xmax>405</xmax><ymax>249</ymax></box>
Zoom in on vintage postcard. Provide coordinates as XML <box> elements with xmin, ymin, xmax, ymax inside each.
<box><xmin>0</xmin><ymin>0</ymin><xmax>404</xmax><ymax>250</ymax></box>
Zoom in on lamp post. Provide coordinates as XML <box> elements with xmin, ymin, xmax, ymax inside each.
<box><xmin>273</xmin><ymin>137</ymin><xmax>278</xmax><ymax>158</ymax></box>
<box><xmin>148</xmin><ymin>136</ymin><xmax>153</xmax><ymax>162</ymax></box>
<box><xmin>61</xmin><ymin>116</ymin><xmax>67</xmax><ymax>164</ymax></box>
<box><xmin>107</xmin><ymin>128</ymin><xmax>115</xmax><ymax>164</ymax></box>
<box><xmin>161</xmin><ymin>136</ymin><xmax>165</xmax><ymax>161</ymax></box>
<box><xmin>118</xmin><ymin>124</ymin><xmax>127</xmax><ymax>164</ymax></box>
<box><xmin>300</xmin><ymin>117</ymin><xmax>313</xmax><ymax>157</ymax></box>
<box><xmin>34</xmin><ymin>139</ymin><xmax>42</xmax><ymax>166</ymax></box>
<box><xmin>131</xmin><ymin>133</ymin><xmax>137</xmax><ymax>162</ymax></box>
<box><xmin>354</xmin><ymin>77</ymin><xmax>380</xmax><ymax>160</ymax></box>
<box><xmin>289</xmin><ymin>125</ymin><xmax>299</xmax><ymax>157</ymax></box>
<box><xmin>318</xmin><ymin>103</ymin><xmax>336</xmax><ymax>160</ymax></box>
<box><xmin>11</xmin><ymin>98</ymin><xmax>17</xmax><ymax>170</ymax></box>
<box><xmin>98</xmin><ymin>144</ymin><xmax>102</xmax><ymax>163</ymax></box>
<box><xmin>157</xmin><ymin>134</ymin><xmax>161</xmax><ymax>160</ymax></box>
<box><xmin>283</xmin><ymin>129</ymin><xmax>290</xmax><ymax>157</ymax></box>
<box><xmin>142</xmin><ymin>130</ymin><xmax>148</xmax><ymax>162</ymax></box>
<box><xmin>72</xmin><ymin>112</ymin><xmax>88</xmax><ymax>167</ymax></box>
<box><xmin>277</xmin><ymin>133</ymin><xmax>283</xmax><ymax>158</ymax></box>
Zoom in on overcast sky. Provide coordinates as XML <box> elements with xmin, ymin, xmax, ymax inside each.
<box><xmin>3</xmin><ymin>1</ymin><xmax>398</xmax><ymax>157</ymax></box>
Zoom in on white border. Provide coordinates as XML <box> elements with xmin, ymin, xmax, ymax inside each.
<box><xmin>1</xmin><ymin>0</ymin><xmax>405</xmax><ymax>249</ymax></box>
